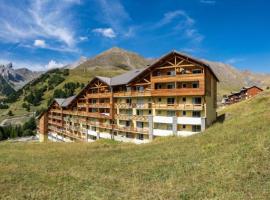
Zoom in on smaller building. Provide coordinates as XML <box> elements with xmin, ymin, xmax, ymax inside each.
<box><xmin>222</xmin><ymin>86</ymin><xmax>263</xmax><ymax>105</ymax></box>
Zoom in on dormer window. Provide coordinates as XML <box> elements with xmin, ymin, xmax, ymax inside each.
<box><xmin>192</xmin><ymin>69</ymin><xmax>202</xmax><ymax>74</ymax></box>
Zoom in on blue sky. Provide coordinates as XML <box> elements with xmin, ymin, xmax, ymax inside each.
<box><xmin>0</xmin><ymin>0</ymin><xmax>269</xmax><ymax>72</ymax></box>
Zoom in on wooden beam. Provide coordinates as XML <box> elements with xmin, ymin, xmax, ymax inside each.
<box><xmin>144</xmin><ymin>78</ymin><xmax>150</xmax><ymax>83</ymax></box>
<box><xmin>166</xmin><ymin>61</ymin><xmax>175</xmax><ymax>66</ymax></box>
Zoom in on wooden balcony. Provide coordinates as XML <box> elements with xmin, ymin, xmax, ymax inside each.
<box><xmin>132</xmin><ymin>115</ymin><xmax>149</xmax><ymax>122</ymax></box>
<box><xmin>115</xmin><ymin>103</ymin><xmax>151</xmax><ymax>109</ymax></box>
<box><xmin>87</xmin><ymin>121</ymin><xmax>113</xmax><ymax>129</ymax></box>
<box><xmin>48</xmin><ymin>120</ymin><xmax>62</xmax><ymax>127</ymax></box>
<box><xmin>151</xmin><ymin>73</ymin><xmax>204</xmax><ymax>83</ymax></box>
<box><xmin>115</xmin><ymin>114</ymin><xmax>133</xmax><ymax>121</ymax></box>
<box><xmin>48</xmin><ymin>115</ymin><xmax>62</xmax><ymax>120</ymax></box>
<box><xmin>88</xmin><ymin>103</ymin><xmax>111</xmax><ymax>108</ymax></box>
<box><xmin>87</xmin><ymin>92</ymin><xmax>112</xmax><ymax>98</ymax></box>
<box><xmin>151</xmin><ymin>88</ymin><xmax>204</xmax><ymax>96</ymax></box>
<box><xmin>114</xmin><ymin>114</ymin><xmax>149</xmax><ymax>122</ymax></box>
<box><xmin>113</xmin><ymin>90</ymin><xmax>151</xmax><ymax>97</ymax></box>
<box><xmin>50</xmin><ymin>109</ymin><xmax>62</xmax><ymax>114</ymax></box>
<box><xmin>113</xmin><ymin>125</ymin><xmax>149</xmax><ymax>134</ymax></box>
<box><xmin>152</xmin><ymin>103</ymin><xmax>204</xmax><ymax>110</ymax></box>
<box><xmin>114</xmin><ymin>103</ymin><xmax>133</xmax><ymax>109</ymax></box>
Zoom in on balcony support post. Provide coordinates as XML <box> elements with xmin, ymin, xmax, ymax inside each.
<box><xmin>148</xmin><ymin>115</ymin><xmax>154</xmax><ymax>141</ymax></box>
<box><xmin>172</xmin><ymin>116</ymin><xmax>177</xmax><ymax>136</ymax></box>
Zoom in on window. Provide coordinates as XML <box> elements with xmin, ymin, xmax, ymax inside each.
<box><xmin>156</xmin><ymin>71</ymin><xmax>161</xmax><ymax>76</ymax></box>
<box><xmin>192</xmin><ymin>69</ymin><xmax>202</xmax><ymax>74</ymax></box>
<box><xmin>167</xmin><ymin>124</ymin><xmax>173</xmax><ymax>130</ymax></box>
<box><xmin>192</xmin><ymin>111</ymin><xmax>201</xmax><ymax>117</ymax></box>
<box><xmin>126</xmin><ymin>133</ymin><xmax>133</xmax><ymax>138</ymax></box>
<box><xmin>137</xmin><ymin>134</ymin><xmax>144</xmax><ymax>140</ymax></box>
<box><xmin>182</xmin><ymin>125</ymin><xmax>186</xmax><ymax>129</ymax></box>
<box><xmin>167</xmin><ymin>71</ymin><xmax>176</xmax><ymax>76</ymax></box>
<box><xmin>192</xmin><ymin>82</ymin><xmax>199</xmax><ymax>88</ymax></box>
<box><xmin>182</xmin><ymin>83</ymin><xmax>187</xmax><ymax>88</ymax></box>
<box><xmin>167</xmin><ymin>111</ymin><xmax>176</xmax><ymax>116</ymax></box>
<box><xmin>155</xmin><ymin>83</ymin><xmax>162</xmax><ymax>89</ymax></box>
<box><xmin>136</xmin><ymin>122</ymin><xmax>144</xmax><ymax>128</ymax></box>
<box><xmin>158</xmin><ymin>98</ymin><xmax>162</xmax><ymax>102</ymax></box>
<box><xmin>157</xmin><ymin>110</ymin><xmax>162</xmax><ymax>115</ymax></box>
<box><xmin>126</xmin><ymin>86</ymin><xmax>131</xmax><ymax>91</ymax></box>
<box><xmin>193</xmin><ymin>97</ymin><xmax>202</xmax><ymax>104</ymax></box>
<box><xmin>167</xmin><ymin>83</ymin><xmax>175</xmax><ymax>89</ymax></box>
<box><xmin>192</xmin><ymin>125</ymin><xmax>201</xmax><ymax>132</ymax></box>
<box><xmin>136</xmin><ymin>110</ymin><xmax>143</xmax><ymax>115</ymax></box>
<box><xmin>148</xmin><ymin>110</ymin><xmax>152</xmax><ymax>115</ymax></box>
<box><xmin>126</xmin><ymin>98</ymin><xmax>131</xmax><ymax>104</ymax></box>
<box><xmin>183</xmin><ymin>111</ymin><xmax>186</xmax><ymax>116</ymax></box>
<box><xmin>125</xmin><ymin>121</ymin><xmax>131</xmax><ymax>127</ymax></box>
<box><xmin>182</xmin><ymin>97</ymin><xmax>186</xmax><ymax>102</ymax></box>
<box><xmin>167</xmin><ymin>97</ymin><xmax>175</xmax><ymax>105</ymax></box>
<box><xmin>136</xmin><ymin>86</ymin><xmax>144</xmax><ymax>92</ymax></box>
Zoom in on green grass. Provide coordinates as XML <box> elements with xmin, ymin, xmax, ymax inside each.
<box><xmin>1</xmin><ymin>92</ymin><xmax>270</xmax><ymax>199</ymax></box>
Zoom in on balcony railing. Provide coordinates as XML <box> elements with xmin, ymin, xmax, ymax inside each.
<box><xmin>87</xmin><ymin>92</ymin><xmax>112</xmax><ymax>98</ymax></box>
<box><xmin>151</xmin><ymin>88</ymin><xmax>204</xmax><ymax>96</ymax></box>
<box><xmin>50</xmin><ymin>109</ymin><xmax>62</xmax><ymax>114</ymax></box>
<box><xmin>151</xmin><ymin>73</ymin><xmax>204</xmax><ymax>82</ymax></box>
<box><xmin>113</xmin><ymin>90</ymin><xmax>151</xmax><ymax>97</ymax></box>
<box><xmin>113</xmin><ymin>125</ymin><xmax>149</xmax><ymax>134</ymax></box>
<box><xmin>48</xmin><ymin>120</ymin><xmax>62</xmax><ymax>127</ymax></box>
<box><xmin>152</xmin><ymin>103</ymin><xmax>204</xmax><ymax>110</ymax></box>
<box><xmin>115</xmin><ymin>114</ymin><xmax>133</xmax><ymax>120</ymax></box>
<box><xmin>88</xmin><ymin>103</ymin><xmax>111</xmax><ymax>108</ymax></box>
<box><xmin>114</xmin><ymin>103</ymin><xmax>151</xmax><ymax>109</ymax></box>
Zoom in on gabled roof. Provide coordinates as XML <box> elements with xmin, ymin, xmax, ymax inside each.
<box><xmin>111</xmin><ymin>69</ymin><xmax>145</xmax><ymax>86</ymax></box>
<box><xmin>240</xmin><ymin>86</ymin><xmax>263</xmax><ymax>92</ymax></box>
<box><xmin>92</xmin><ymin>51</ymin><xmax>220</xmax><ymax>87</ymax></box>
<box><xmin>96</xmin><ymin>76</ymin><xmax>111</xmax><ymax>86</ymax></box>
<box><xmin>54</xmin><ymin>95</ymin><xmax>76</xmax><ymax>108</ymax></box>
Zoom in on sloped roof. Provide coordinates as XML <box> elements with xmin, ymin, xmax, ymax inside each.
<box><xmin>111</xmin><ymin>69</ymin><xmax>145</xmax><ymax>86</ymax></box>
<box><xmin>96</xmin><ymin>76</ymin><xmax>111</xmax><ymax>86</ymax></box>
<box><xmin>55</xmin><ymin>95</ymin><xmax>76</xmax><ymax>108</ymax></box>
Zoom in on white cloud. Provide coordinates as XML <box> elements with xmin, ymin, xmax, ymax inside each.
<box><xmin>200</xmin><ymin>0</ymin><xmax>216</xmax><ymax>4</ymax></box>
<box><xmin>94</xmin><ymin>0</ymin><xmax>133</xmax><ymax>38</ymax></box>
<box><xmin>225</xmin><ymin>58</ymin><xmax>245</xmax><ymax>65</ymax></box>
<box><xmin>155</xmin><ymin>10</ymin><xmax>194</xmax><ymax>28</ymax></box>
<box><xmin>0</xmin><ymin>0</ymin><xmax>79</xmax><ymax>51</ymax></box>
<box><xmin>34</xmin><ymin>39</ymin><xmax>46</xmax><ymax>48</ymax></box>
<box><xmin>93</xmin><ymin>28</ymin><xmax>116</xmax><ymax>38</ymax></box>
<box><xmin>45</xmin><ymin>60</ymin><xmax>65</xmax><ymax>70</ymax></box>
<box><xmin>79</xmin><ymin>36</ymin><xmax>88</xmax><ymax>41</ymax></box>
<box><xmin>153</xmin><ymin>10</ymin><xmax>204</xmax><ymax>45</ymax></box>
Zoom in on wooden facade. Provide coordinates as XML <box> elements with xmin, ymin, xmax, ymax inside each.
<box><xmin>38</xmin><ymin>51</ymin><xmax>218</xmax><ymax>144</ymax></box>
<box><xmin>223</xmin><ymin>86</ymin><xmax>263</xmax><ymax>105</ymax></box>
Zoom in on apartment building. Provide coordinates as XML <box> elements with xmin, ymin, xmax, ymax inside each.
<box><xmin>38</xmin><ymin>51</ymin><xmax>219</xmax><ymax>144</ymax></box>
<box><xmin>222</xmin><ymin>86</ymin><xmax>263</xmax><ymax>105</ymax></box>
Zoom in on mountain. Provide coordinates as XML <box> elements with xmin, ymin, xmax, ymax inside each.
<box><xmin>0</xmin><ymin>63</ymin><xmax>42</xmax><ymax>91</ymax></box>
<box><xmin>65</xmin><ymin>56</ymin><xmax>88</xmax><ymax>69</ymax></box>
<box><xmin>2</xmin><ymin>47</ymin><xmax>270</xmax><ymax>121</ymax></box>
<box><xmin>1</xmin><ymin>91</ymin><xmax>270</xmax><ymax>199</ymax></box>
<box><xmin>0</xmin><ymin>76</ymin><xmax>15</xmax><ymax>97</ymax></box>
<box><xmin>75</xmin><ymin>47</ymin><xmax>152</xmax><ymax>71</ymax></box>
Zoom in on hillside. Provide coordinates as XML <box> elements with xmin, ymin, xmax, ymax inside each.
<box><xmin>76</xmin><ymin>47</ymin><xmax>152</xmax><ymax>71</ymax></box>
<box><xmin>1</xmin><ymin>47</ymin><xmax>270</xmax><ymax>123</ymax></box>
<box><xmin>1</xmin><ymin>91</ymin><xmax>270</xmax><ymax>199</ymax></box>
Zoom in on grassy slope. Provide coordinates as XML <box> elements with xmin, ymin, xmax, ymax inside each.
<box><xmin>1</xmin><ymin>92</ymin><xmax>270</xmax><ymax>199</ymax></box>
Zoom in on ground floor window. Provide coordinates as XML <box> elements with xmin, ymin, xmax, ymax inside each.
<box><xmin>126</xmin><ymin>133</ymin><xmax>133</xmax><ymax>138</ymax></box>
<box><xmin>192</xmin><ymin>125</ymin><xmax>201</xmax><ymax>132</ymax></box>
<box><xmin>137</xmin><ymin>134</ymin><xmax>144</xmax><ymax>140</ymax></box>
